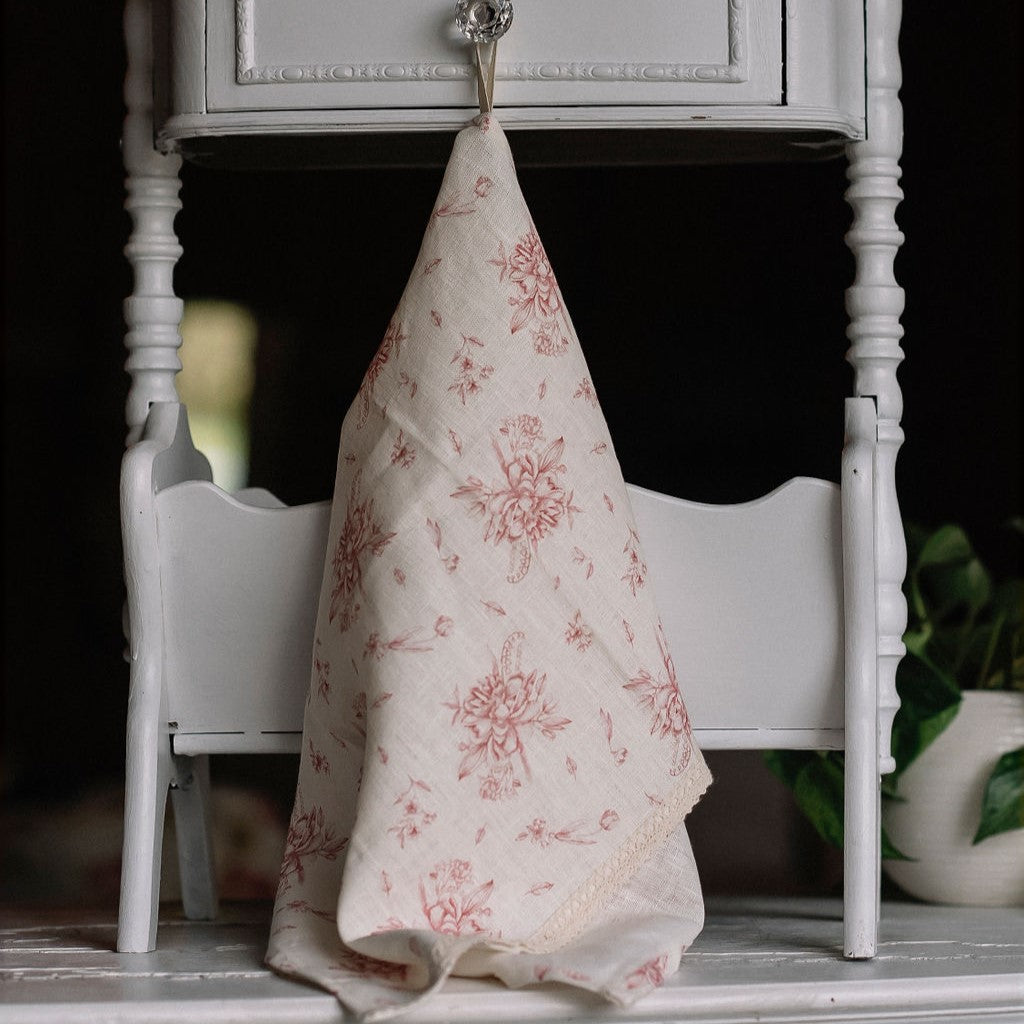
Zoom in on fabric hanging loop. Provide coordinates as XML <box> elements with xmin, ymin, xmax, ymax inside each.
<box><xmin>474</xmin><ymin>41</ymin><xmax>497</xmax><ymax>114</ymax></box>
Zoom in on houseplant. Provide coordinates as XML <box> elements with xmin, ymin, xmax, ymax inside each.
<box><xmin>766</xmin><ymin>519</ymin><xmax>1023</xmax><ymax>904</ymax></box>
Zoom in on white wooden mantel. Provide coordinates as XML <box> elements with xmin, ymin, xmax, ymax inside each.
<box><xmin>2</xmin><ymin>900</ymin><xmax>1023</xmax><ymax>1023</ymax></box>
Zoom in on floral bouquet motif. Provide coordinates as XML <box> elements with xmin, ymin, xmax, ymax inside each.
<box><xmin>418</xmin><ymin>859</ymin><xmax>494</xmax><ymax>936</ymax></box>
<box><xmin>623</xmin><ymin>625</ymin><xmax>694</xmax><ymax>777</ymax></box>
<box><xmin>329</xmin><ymin>472</ymin><xmax>396</xmax><ymax>633</ymax></box>
<box><xmin>445</xmin><ymin>631</ymin><xmax>571</xmax><ymax>800</ymax></box>
<box><xmin>452</xmin><ymin>414</ymin><xmax>581</xmax><ymax>583</ymax></box>
<box><xmin>490</xmin><ymin>230</ymin><xmax>572</xmax><ymax>356</ymax></box>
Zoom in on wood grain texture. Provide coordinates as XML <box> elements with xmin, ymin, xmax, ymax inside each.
<box><xmin>4</xmin><ymin>900</ymin><xmax>1022</xmax><ymax>1023</ymax></box>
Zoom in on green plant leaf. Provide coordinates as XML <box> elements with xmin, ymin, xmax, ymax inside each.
<box><xmin>916</xmin><ymin>524</ymin><xmax>974</xmax><ymax>569</ymax></box>
<box><xmin>891</xmin><ymin>651</ymin><xmax>962</xmax><ymax>774</ymax></box>
<box><xmin>763</xmin><ymin>749</ymin><xmax>814</xmax><ymax>790</ymax></box>
<box><xmin>973</xmin><ymin>746</ymin><xmax>1024</xmax><ymax>844</ymax></box>
<box><xmin>904</xmin><ymin>522</ymin><xmax>932</xmax><ymax>627</ymax></box>
<box><xmin>892</xmin><ymin>703</ymin><xmax>962</xmax><ymax>779</ymax></box>
<box><xmin>985</xmin><ymin>580</ymin><xmax>1024</xmax><ymax>691</ymax></box>
<box><xmin>902</xmin><ymin>626</ymin><xmax>932</xmax><ymax>659</ymax></box>
<box><xmin>903</xmin><ymin>521</ymin><xmax>932</xmax><ymax>566</ymax></box>
<box><xmin>909</xmin><ymin>525</ymin><xmax>993</xmax><ymax>655</ymax></box>
<box><xmin>880</xmin><ymin>775</ymin><xmax>903</xmax><ymax>800</ymax></box>
<box><xmin>792</xmin><ymin>753</ymin><xmax>845</xmax><ymax>850</ymax></box>
<box><xmin>897</xmin><ymin>649</ymin><xmax>962</xmax><ymax>711</ymax></box>
<box><xmin>765</xmin><ymin>751</ymin><xmax>912</xmax><ymax>859</ymax></box>
<box><xmin>922</xmin><ymin>556</ymin><xmax>992</xmax><ymax>632</ymax></box>
<box><xmin>765</xmin><ymin>751</ymin><xmax>844</xmax><ymax>850</ymax></box>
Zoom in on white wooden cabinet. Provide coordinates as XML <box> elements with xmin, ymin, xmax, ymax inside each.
<box><xmin>128</xmin><ymin>0</ymin><xmax>905</xmax><ymax>769</ymax></box>
<box><xmin>156</xmin><ymin>0</ymin><xmax>864</xmax><ymax>141</ymax></box>
<box><xmin>112</xmin><ymin>0</ymin><xmax>944</xmax><ymax>1018</ymax></box>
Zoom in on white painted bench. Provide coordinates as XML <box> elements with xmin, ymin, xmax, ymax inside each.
<box><xmin>119</xmin><ymin>395</ymin><xmax>888</xmax><ymax>962</ymax></box>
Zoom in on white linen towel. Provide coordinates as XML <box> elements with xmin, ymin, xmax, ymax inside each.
<box><xmin>266</xmin><ymin>115</ymin><xmax>711</xmax><ymax>1020</ymax></box>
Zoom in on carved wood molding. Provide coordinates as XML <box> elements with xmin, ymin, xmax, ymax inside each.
<box><xmin>235</xmin><ymin>0</ymin><xmax>749</xmax><ymax>86</ymax></box>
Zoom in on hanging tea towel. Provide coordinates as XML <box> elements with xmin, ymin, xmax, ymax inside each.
<box><xmin>266</xmin><ymin>115</ymin><xmax>712</xmax><ymax>1020</ymax></box>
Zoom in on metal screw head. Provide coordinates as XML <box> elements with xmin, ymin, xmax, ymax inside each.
<box><xmin>455</xmin><ymin>0</ymin><xmax>513</xmax><ymax>44</ymax></box>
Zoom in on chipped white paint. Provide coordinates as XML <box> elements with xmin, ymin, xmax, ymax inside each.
<box><xmin>3</xmin><ymin>901</ymin><xmax>1023</xmax><ymax>1022</ymax></box>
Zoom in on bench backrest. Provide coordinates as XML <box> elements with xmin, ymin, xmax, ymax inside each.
<box><xmin>145</xmin><ymin>405</ymin><xmax>844</xmax><ymax>756</ymax></box>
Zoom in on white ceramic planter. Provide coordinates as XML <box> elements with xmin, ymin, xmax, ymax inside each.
<box><xmin>882</xmin><ymin>691</ymin><xmax>1024</xmax><ymax>906</ymax></box>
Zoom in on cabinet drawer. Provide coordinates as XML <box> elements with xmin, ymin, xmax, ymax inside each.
<box><xmin>158</xmin><ymin>1</ymin><xmax>863</xmax><ymax>149</ymax></box>
<box><xmin>208</xmin><ymin>0</ymin><xmax>781</xmax><ymax>112</ymax></box>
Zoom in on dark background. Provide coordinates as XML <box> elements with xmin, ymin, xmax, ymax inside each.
<box><xmin>3</xmin><ymin>5</ymin><xmax>1020</xmax><ymax>900</ymax></box>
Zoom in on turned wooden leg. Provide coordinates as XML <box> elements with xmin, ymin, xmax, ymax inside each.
<box><xmin>170</xmin><ymin>754</ymin><xmax>219</xmax><ymax>921</ymax></box>
<box><xmin>842</xmin><ymin>0</ymin><xmax>907</xmax><ymax>958</ymax></box>
<box><xmin>119</xmin><ymin>0</ymin><xmax>217</xmax><ymax>953</ymax></box>
<box><xmin>841</xmin><ymin>397</ymin><xmax>881</xmax><ymax>959</ymax></box>
<box><xmin>118</xmin><ymin>697</ymin><xmax>173</xmax><ymax>952</ymax></box>
<box><xmin>122</xmin><ymin>0</ymin><xmax>183</xmax><ymax>444</ymax></box>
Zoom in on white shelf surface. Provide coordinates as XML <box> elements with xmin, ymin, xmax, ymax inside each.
<box><xmin>2</xmin><ymin>898</ymin><xmax>1022</xmax><ymax>1023</ymax></box>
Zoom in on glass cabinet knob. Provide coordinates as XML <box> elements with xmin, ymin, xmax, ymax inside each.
<box><xmin>455</xmin><ymin>0</ymin><xmax>513</xmax><ymax>44</ymax></box>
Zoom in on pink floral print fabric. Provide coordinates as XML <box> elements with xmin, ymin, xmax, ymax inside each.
<box><xmin>266</xmin><ymin>116</ymin><xmax>711</xmax><ymax>1021</ymax></box>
